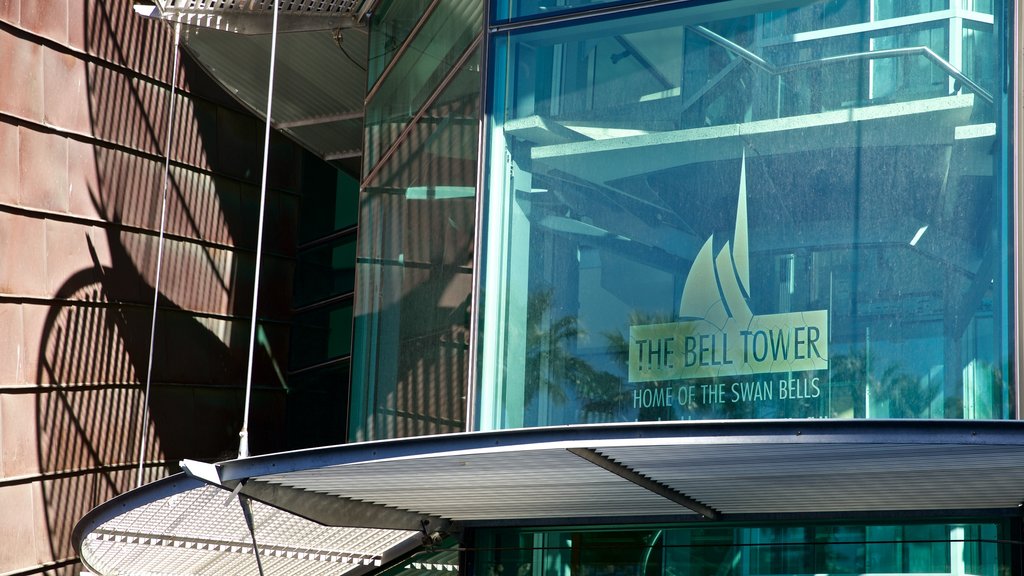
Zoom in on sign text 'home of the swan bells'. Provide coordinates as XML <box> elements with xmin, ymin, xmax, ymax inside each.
<box><xmin>629</xmin><ymin>156</ymin><xmax>828</xmax><ymax>408</ymax></box>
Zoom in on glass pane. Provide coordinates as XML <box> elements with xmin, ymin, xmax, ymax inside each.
<box><xmin>291</xmin><ymin>300</ymin><xmax>354</xmax><ymax>370</ymax></box>
<box><xmin>493</xmin><ymin>0</ymin><xmax>623</xmax><ymax>24</ymax></box>
<box><xmin>293</xmin><ymin>234</ymin><xmax>357</xmax><ymax>308</ymax></box>
<box><xmin>363</xmin><ymin>0</ymin><xmax>483</xmax><ymax>178</ymax></box>
<box><xmin>351</xmin><ymin>50</ymin><xmax>481</xmax><ymax>441</ymax></box>
<box><xmin>284</xmin><ymin>361</ymin><xmax>350</xmax><ymax>448</ymax></box>
<box><xmin>475</xmin><ymin>523</ymin><xmax>1008</xmax><ymax>576</ymax></box>
<box><xmin>368</xmin><ymin>0</ymin><xmax>436</xmax><ymax>87</ymax></box>
<box><xmin>478</xmin><ymin>0</ymin><xmax>1010</xmax><ymax>429</ymax></box>
<box><xmin>964</xmin><ymin>0</ymin><xmax>993</xmax><ymax>14</ymax></box>
<box><xmin>875</xmin><ymin>0</ymin><xmax>948</xmax><ymax>20</ymax></box>
<box><xmin>298</xmin><ymin>163</ymin><xmax>358</xmax><ymax>244</ymax></box>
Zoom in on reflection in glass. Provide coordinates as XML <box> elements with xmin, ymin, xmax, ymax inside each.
<box><xmin>293</xmin><ymin>236</ymin><xmax>357</xmax><ymax>308</ymax></box>
<box><xmin>368</xmin><ymin>0</ymin><xmax>436</xmax><ymax>87</ymax></box>
<box><xmin>476</xmin><ymin>523</ymin><xmax>1005</xmax><ymax>576</ymax></box>
<box><xmin>352</xmin><ymin>50</ymin><xmax>481</xmax><ymax>441</ymax></box>
<box><xmin>363</xmin><ymin>0</ymin><xmax>483</xmax><ymax>178</ymax></box>
<box><xmin>478</xmin><ymin>0</ymin><xmax>1010</xmax><ymax>429</ymax></box>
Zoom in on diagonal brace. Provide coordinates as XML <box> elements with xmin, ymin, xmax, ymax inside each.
<box><xmin>568</xmin><ymin>448</ymin><xmax>720</xmax><ymax>520</ymax></box>
<box><xmin>181</xmin><ymin>459</ymin><xmax>450</xmax><ymax>532</ymax></box>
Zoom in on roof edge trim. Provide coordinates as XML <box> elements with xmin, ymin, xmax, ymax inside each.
<box><xmin>217</xmin><ymin>419</ymin><xmax>1024</xmax><ymax>483</ymax></box>
<box><xmin>72</xmin><ymin>473</ymin><xmax>205</xmax><ymax>572</ymax></box>
<box><xmin>137</xmin><ymin>5</ymin><xmax>362</xmax><ymax>34</ymax></box>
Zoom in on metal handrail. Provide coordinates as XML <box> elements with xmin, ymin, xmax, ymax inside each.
<box><xmin>688</xmin><ymin>25</ymin><xmax>993</xmax><ymax>105</ymax></box>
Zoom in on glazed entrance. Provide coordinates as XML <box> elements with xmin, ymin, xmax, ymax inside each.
<box><xmin>475</xmin><ymin>523</ymin><xmax>1007</xmax><ymax>576</ymax></box>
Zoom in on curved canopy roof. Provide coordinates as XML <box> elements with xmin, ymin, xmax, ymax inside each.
<box><xmin>139</xmin><ymin>0</ymin><xmax>371</xmax><ymax>175</ymax></box>
<box><xmin>76</xmin><ymin>420</ymin><xmax>1024</xmax><ymax>575</ymax></box>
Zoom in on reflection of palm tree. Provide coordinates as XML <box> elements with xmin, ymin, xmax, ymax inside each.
<box><xmin>881</xmin><ymin>365</ymin><xmax>929</xmax><ymax>418</ymax></box>
<box><xmin>828</xmin><ymin>350</ymin><xmax>966</xmax><ymax>418</ymax></box>
<box><xmin>827</xmin><ymin>351</ymin><xmax>873</xmax><ymax>418</ymax></box>
<box><xmin>524</xmin><ymin>290</ymin><xmax>620</xmax><ymax>420</ymax></box>
<box><xmin>604</xmin><ymin>312</ymin><xmax>686</xmax><ymax>420</ymax></box>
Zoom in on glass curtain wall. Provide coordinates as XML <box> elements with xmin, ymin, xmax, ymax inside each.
<box><xmin>475</xmin><ymin>523</ymin><xmax>1010</xmax><ymax>576</ymax></box>
<box><xmin>478</xmin><ymin>0</ymin><xmax>1011</xmax><ymax>429</ymax></box>
<box><xmin>351</xmin><ymin>0</ymin><xmax>484</xmax><ymax>441</ymax></box>
<box><xmin>286</xmin><ymin>162</ymin><xmax>360</xmax><ymax>448</ymax></box>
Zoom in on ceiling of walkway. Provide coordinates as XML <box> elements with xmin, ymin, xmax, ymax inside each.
<box><xmin>76</xmin><ymin>421</ymin><xmax>1024</xmax><ymax>575</ymax></box>
<box><xmin>142</xmin><ymin>0</ymin><xmax>371</xmax><ymax>175</ymax></box>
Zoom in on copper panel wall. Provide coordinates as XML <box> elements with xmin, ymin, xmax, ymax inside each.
<box><xmin>0</xmin><ymin>1</ymin><xmax>303</xmax><ymax>573</ymax></box>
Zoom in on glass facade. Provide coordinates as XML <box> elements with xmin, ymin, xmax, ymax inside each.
<box><xmin>475</xmin><ymin>523</ymin><xmax>1008</xmax><ymax>576</ymax></box>
<box><xmin>478</xmin><ymin>0</ymin><xmax>1012</xmax><ymax>429</ymax></box>
<box><xmin>363</xmin><ymin>0</ymin><xmax>484</xmax><ymax>178</ymax></box>
<box><xmin>285</xmin><ymin>161</ymin><xmax>361</xmax><ymax>448</ymax></box>
<box><xmin>352</xmin><ymin>1</ymin><xmax>483</xmax><ymax>441</ymax></box>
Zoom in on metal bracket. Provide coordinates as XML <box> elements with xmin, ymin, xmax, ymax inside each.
<box><xmin>567</xmin><ymin>448</ymin><xmax>721</xmax><ymax>520</ymax></box>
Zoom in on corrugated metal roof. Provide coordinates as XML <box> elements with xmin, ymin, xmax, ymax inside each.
<box><xmin>262</xmin><ymin>449</ymin><xmax>696</xmax><ymax>520</ymax></box>
<box><xmin>75</xmin><ymin>420</ymin><xmax>1024</xmax><ymax>575</ymax></box>
<box><xmin>137</xmin><ymin>0</ymin><xmax>370</xmax><ymax>173</ymax></box>
<box><xmin>80</xmin><ymin>482</ymin><xmax>420</xmax><ymax>576</ymax></box>
<box><xmin>181</xmin><ymin>24</ymin><xmax>367</xmax><ymax>167</ymax></box>
<box><xmin>598</xmin><ymin>443</ymin><xmax>1024</xmax><ymax>513</ymax></box>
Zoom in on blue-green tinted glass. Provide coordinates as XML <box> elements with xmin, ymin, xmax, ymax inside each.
<box><xmin>298</xmin><ymin>165</ymin><xmax>358</xmax><ymax>244</ymax></box>
<box><xmin>493</xmin><ymin>0</ymin><xmax>622</xmax><ymax>23</ymax></box>
<box><xmin>363</xmin><ymin>0</ymin><xmax>483</xmax><ymax>179</ymax></box>
<box><xmin>493</xmin><ymin>0</ymin><xmax>957</xmax><ymax>25</ymax></box>
<box><xmin>352</xmin><ymin>50</ymin><xmax>480</xmax><ymax>441</ymax></box>
<box><xmin>475</xmin><ymin>523</ymin><xmax>1006</xmax><ymax>576</ymax></box>
<box><xmin>367</xmin><ymin>0</ymin><xmax>435</xmax><ymax>87</ymax></box>
<box><xmin>284</xmin><ymin>361</ymin><xmax>350</xmax><ymax>448</ymax></box>
<box><xmin>478</xmin><ymin>0</ymin><xmax>1010</xmax><ymax>429</ymax></box>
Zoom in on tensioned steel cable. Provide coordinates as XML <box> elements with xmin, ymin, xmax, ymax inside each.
<box><xmin>239</xmin><ymin>0</ymin><xmax>281</xmax><ymax>459</ymax></box>
<box><xmin>136</xmin><ymin>21</ymin><xmax>182</xmax><ymax>490</ymax></box>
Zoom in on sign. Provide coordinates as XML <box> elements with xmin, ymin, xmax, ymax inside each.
<box><xmin>629</xmin><ymin>155</ymin><xmax>828</xmax><ymax>385</ymax></box>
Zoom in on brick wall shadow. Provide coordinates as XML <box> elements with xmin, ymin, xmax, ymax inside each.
<box><xmin>27</xmin><ymin>1</ymin><xmax>298</xmax><ymax>572</ymax></box>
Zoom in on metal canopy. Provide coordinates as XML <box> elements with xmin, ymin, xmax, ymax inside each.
<box><xmin>75</xmin><ymin>420</ymin><xmax>1024</xmax><ymax>575</ymax></box>
<box><xmin>139</xmin><ymin>1</ymin><xmax>366</xmax><ymax>34</ymax></box>
<box><xmin>137</xmin><ymin>0</ymin><xmax>370</xmax><ymax>174</ymax></box>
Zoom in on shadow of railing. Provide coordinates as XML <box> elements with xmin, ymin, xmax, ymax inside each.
<box><xmin>33</xmin><ymin>0</ymin><xmax>290</xmax><ymax>569</ymax></box>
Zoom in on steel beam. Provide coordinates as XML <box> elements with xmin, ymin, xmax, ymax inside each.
<box><xmin>567</xmin><ymin>447</ymin><xmax>721</xmax><ymax>520</ymax></box>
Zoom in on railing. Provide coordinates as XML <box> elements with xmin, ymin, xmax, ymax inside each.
<box><xmin>687</xmin><ymin>24</ymin><xmax>993</xmax><ymax>105</ymax></box>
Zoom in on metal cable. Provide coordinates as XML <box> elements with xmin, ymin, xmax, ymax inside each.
<box><xmin>239</xmin><ymin>0</ymin><xmax>281</xmax><ymax>459</ymax></box>
<box><xmin>136</xmin><ymin>21</ymin><xmax>183</xmax><ymax>490</ymax></box>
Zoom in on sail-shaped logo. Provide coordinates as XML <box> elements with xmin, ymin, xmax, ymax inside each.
<box><xmin>629</xmin><ymin>155</ymin><xmax>828</xmax><ymax>383</ymax></box>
